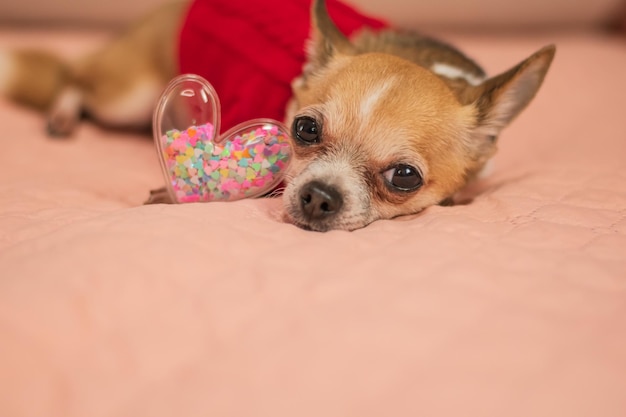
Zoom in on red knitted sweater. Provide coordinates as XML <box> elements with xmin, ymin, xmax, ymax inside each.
<box><xmin>178</xmin><ymin>0</ymin><xmax>386</xmax><ymax>132</ymax></box>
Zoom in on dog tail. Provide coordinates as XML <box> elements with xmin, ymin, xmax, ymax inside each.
<box><xmin>0</xmin><ymin>49</ymin><xmax>71</xmax><ymax>110</ymax></box>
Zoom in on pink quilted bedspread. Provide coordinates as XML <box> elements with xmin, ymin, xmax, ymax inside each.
<box><xmin>0</xmin><ymin>28</ymin><xmax>625</xmax><ymax>417</ymax></box>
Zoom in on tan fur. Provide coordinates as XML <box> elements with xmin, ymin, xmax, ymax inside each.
<box><xmin>2</xmin><ymin>2</ymin><xmax>185</xmax><ymax>135</ymax></box>
<box><xmin>5</xmin><ymin>50</ymin><xmax>70</xmax><ymax>110</ymax></box>
<box><xmin>72</xmin><ymin>2</ymin><xmax>184</xmax><ymax>122</ymax></box>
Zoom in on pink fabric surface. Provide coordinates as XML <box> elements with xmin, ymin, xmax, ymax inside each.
<box><xmin>0</xmin><ymin>28</ymin><xmax>625</xmax><ymax>417</ymax></box>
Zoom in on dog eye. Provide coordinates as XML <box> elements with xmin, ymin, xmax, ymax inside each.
<box><xmin>383</xmin><ymin>165</ymin><xmax>423</xmax><ymax>191</ymax></box>
<box><xmin>293</xmin><ymin>116</ymin><xmax>320</xmax><ymax>145</ymax></box>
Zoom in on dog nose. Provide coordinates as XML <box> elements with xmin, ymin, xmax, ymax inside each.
<box><xmin>299</xmin><ymin>181</ymin><xmax>343</xmax><ymax>221</ymax></box>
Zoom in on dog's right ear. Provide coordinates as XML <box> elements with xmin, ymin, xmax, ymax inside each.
<box><xmin>305</xmin><ymin>0</ymin><xmax>356</xmax><ymax>75</ymax></box>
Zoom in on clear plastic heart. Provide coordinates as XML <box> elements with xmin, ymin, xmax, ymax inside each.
<box><xmin>153</xmin><ymin>74</ymin><xmax>292</xmax><ymax>203</ymax></box>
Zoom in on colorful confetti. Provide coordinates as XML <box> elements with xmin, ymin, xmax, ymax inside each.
<box><xmin>160</xmin><ymin>123</ymin><xmax>291</xmax><ymax>203</ymax></box>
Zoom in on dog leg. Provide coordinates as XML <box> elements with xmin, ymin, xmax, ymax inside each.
<box><xmin>83</xmin><ymin>75</ymin><xmax>164</xmax><ymax>130</ymax></box>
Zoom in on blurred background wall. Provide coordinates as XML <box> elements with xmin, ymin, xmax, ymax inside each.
<box><xmin>0</xmin><ymin>0</ymin><xmax>623</xmax><ymax>30</ymax></box>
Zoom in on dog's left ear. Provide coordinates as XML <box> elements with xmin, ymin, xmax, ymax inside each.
<box><xmin>463</xmin><ymin>45</ymin><xmax>556</xmax><ymax>140</ymax></box>
<box><xmin>305</xmin><ymin>0</ymin><xmax>357</xmax><ymax>75</ymax></box>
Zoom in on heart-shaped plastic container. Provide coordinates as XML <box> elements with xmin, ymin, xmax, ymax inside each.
<box><xmin>152</xmin><ymin>74</ymin><xmax>292</xmax><ymax>203</ymax></box>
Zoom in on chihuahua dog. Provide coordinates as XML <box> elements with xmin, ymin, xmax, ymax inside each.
<box><xmin>0</xmin><ymin>0</ymin><xmax>555</xmax><ymax>232</ymax></box>
<box><xmin>290</xmin><ymin>1</ymin><xmax>554</xmax><ymax>231</ymax></box>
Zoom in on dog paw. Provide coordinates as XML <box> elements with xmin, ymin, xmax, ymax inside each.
<box><xmin>46</xmin><ymin>112</ymin><xmax>79</xmax><ymax>137</ymax></box>
<box><xmin>46</xmin><ymin>86</ymin><xmax>83</xmax><ymax>138</ymax></box>
<box><xmin>144</xmin><ymin>187</ymin><xmax>174</xmax><ymax>205</ymax></box>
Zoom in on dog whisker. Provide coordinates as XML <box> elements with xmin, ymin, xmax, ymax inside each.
<box><xmin>266</xmin><ymin>187</ymin><xmax>286</xmax><ymax>199</ymax></box>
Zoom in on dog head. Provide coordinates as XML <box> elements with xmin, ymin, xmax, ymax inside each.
<box><xmin>283</xmin><ymin>0</ymin><xmax>555</xmax><ymax>232</ymax></box>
